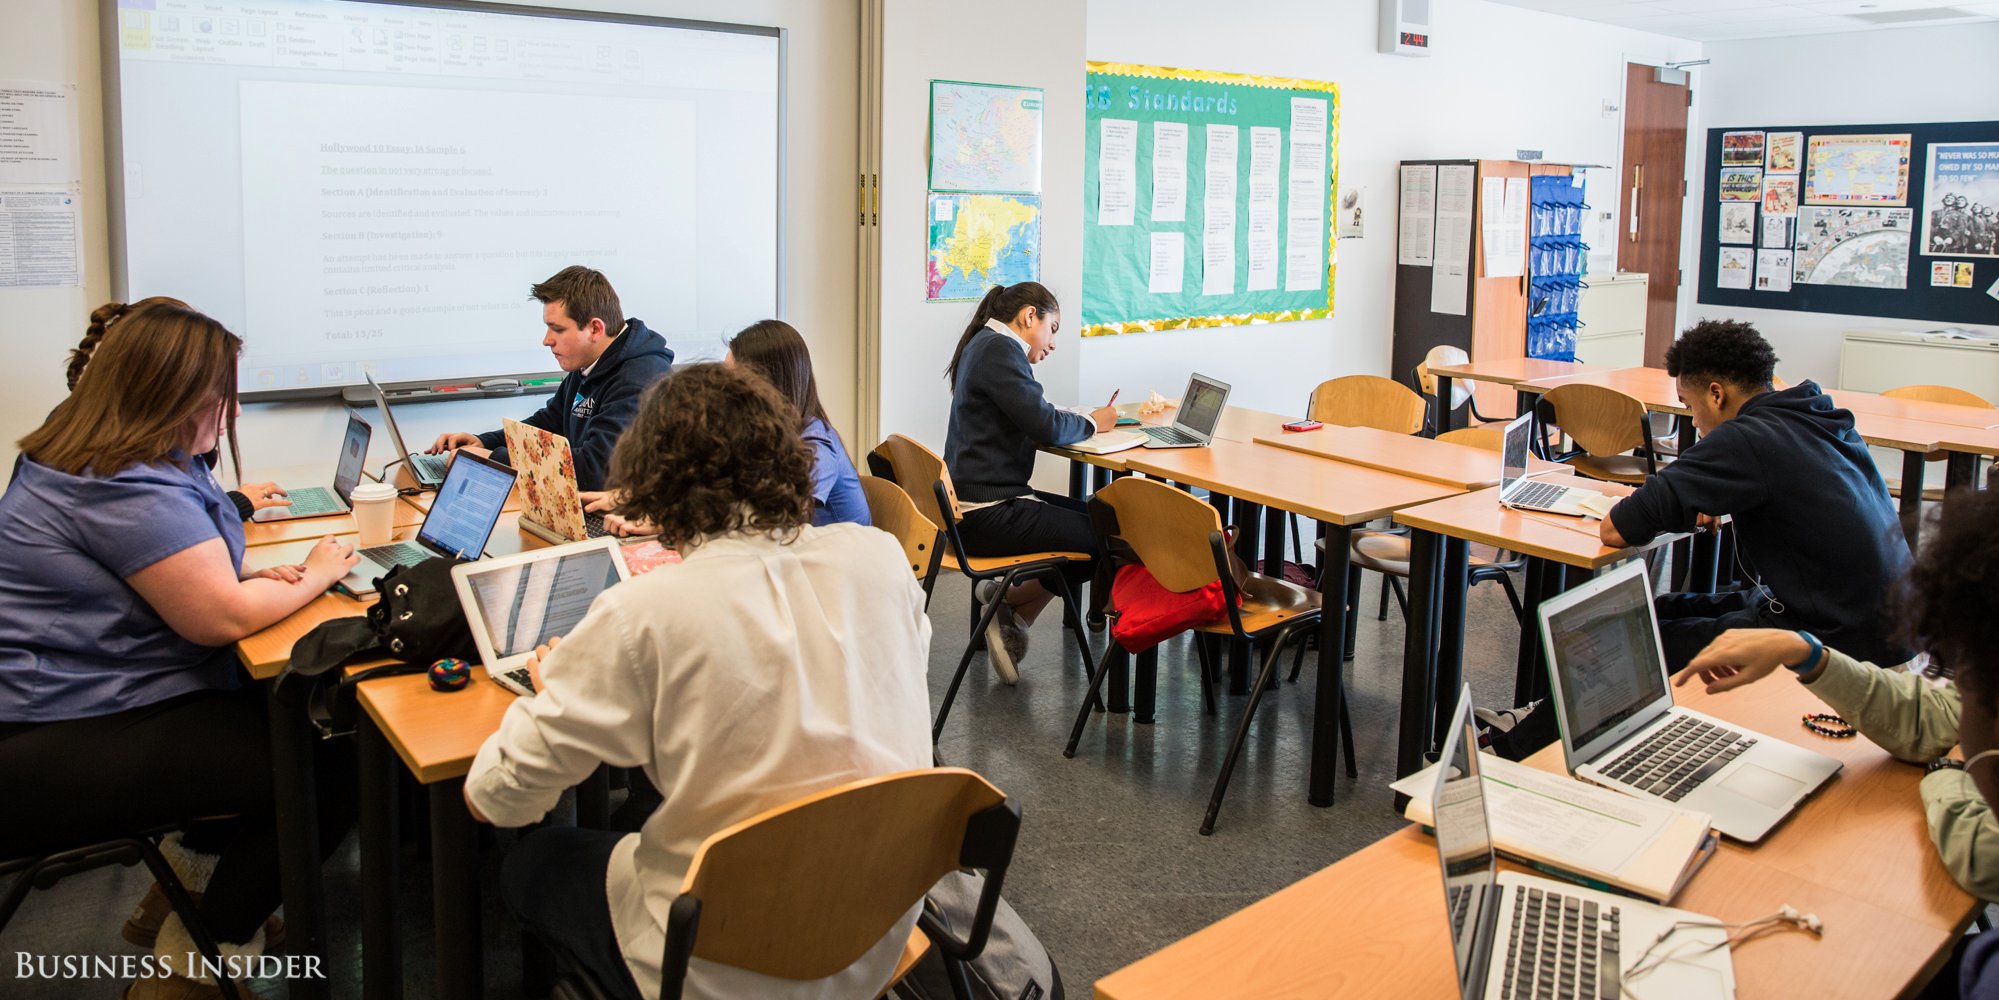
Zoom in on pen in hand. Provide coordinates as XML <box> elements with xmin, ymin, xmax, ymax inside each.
<box><xmin>1107</xmin><ymin>389</ymin><xmax>1121</xmax><ymax>408</ymax></box>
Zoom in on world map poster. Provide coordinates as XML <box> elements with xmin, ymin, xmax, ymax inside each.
<box><xmin>1793</xmin><ymin>206</ymin><xmax>1913</xmax><ymax>290</ymax></box>
<box><xmin>928</xmin><ymin>80</ymin><xmax>1044</xmax><ymax>195</ymax></box>
<box><xmin>1803</xmin><ymin>133</ymin><xmax>1912</xmax><ymax>207</ymax></box>
<box><xmin>926</xmin><ymin>193</ymin><xmax>1042</xmax><ymax>301</ymax></box>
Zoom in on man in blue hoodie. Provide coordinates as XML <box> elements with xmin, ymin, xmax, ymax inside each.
<box><xmin>1599</xmin><ymin>320</ymin><xmax>1914</xmax><ymax>672</ymax></box>
<box><xmin>429</xmin><ymin>266</ymin><xmax>674</xmax><ymax>491</ymax></box>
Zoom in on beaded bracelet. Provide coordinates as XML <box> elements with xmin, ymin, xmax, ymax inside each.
<box><xmin>1801</xmin><ymin>713</ymin><xmax>1856</xmax><ymax>739</ymax></box>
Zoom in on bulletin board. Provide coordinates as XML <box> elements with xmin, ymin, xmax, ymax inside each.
<box><xmin>1696</xmin><ymin>119</ymin><xmax>1999</xmax><ymax>325</ymax></box>
<box><xmin>1080</xmin><ymin>62</ymin><xmax>1339</xmax><ymax>338</ymax></box>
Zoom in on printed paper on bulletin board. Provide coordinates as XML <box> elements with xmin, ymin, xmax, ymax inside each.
<box><xmin>1081</xmin><ymin>62</ymin><xmax>1339</xmax><ymax>338</ymax></box>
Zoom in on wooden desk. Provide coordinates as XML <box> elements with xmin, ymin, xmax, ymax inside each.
<box><xmin>1427</xmin><ymin>358</ymin><xmax>1594</xmax><ymax>434</ymax></box>
<box><xmin>1524</xmin><ymin>676</ymin><xmax>1978</xmax><ymax>935</ymax></box>
<box><xmin>1389</xmin><ymin>484</ymin><xmax>1676</xmax><ymax>778</ymax></box>
<box><xmin>1828</xmin><ymin>388</ymin><xmax>1999</xmax><ymax>430</ymax></box>
<box><xmin>1521</xmin><ymin>365</ymin><xmax>1689</xmax><ymax>416</ymax></box>
<box><xmin>241</xmin><ymin>498</ymin><xmax>428</xmax><ymax>548</ymax></box>
<box><xmin>1123</xmin><ymin>442</ymin><xmax>1461</xmax><ymax>806</ymax></box>
<box><xmin>1253</xmin><ymin>425</ymin><xmax>1565</xmax><ymax>491</ymax></box>
<box><xmin>1097</xmin><ymin>681</ymin><xmax>1977</xmax><ymax>1000</ymax></box>
<box><xmin>1048</xmin><ymin>404</ymin><xmax>1301</xmax><ymax>480</ymax></box>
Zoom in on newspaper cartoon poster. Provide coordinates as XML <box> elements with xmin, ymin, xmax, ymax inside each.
<box><xmin>1921</xmin><ymin>142</ymin><xmax>1999</xmax><ymax>258</ymax></box>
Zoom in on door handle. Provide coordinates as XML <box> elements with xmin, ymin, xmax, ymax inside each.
<box><xmin>1629</xmin><ymin>164</ymin><xmax>1642</xmax><ymax>244</ymax></box>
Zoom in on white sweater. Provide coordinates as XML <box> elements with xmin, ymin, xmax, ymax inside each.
<box><xmin>466</xmin><ymin>522</ymin><xmax>936</xmax><ymax>1000</ymax></box>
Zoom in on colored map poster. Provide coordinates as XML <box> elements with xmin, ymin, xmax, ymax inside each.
<box><xmin>928</xmin><ymin>81</ymin><xmax>1044</xmax><ymax>194</ymax></box>
<box><xmin>1793</xmin><ymin>206</ymin><xmax>1913</xmax><ymax>290</ymax></box>
<box><xmin>1804</xmin><ymin>133</ymin><xmax>1912</xmax><ymax>207</ymax></box>
<box><xmin>927</xmin><ymin>193</ymin><xmax>1041</xmax><ymax>301</ymax></box>
<box><xmin>1920</xmin><ymin>142</ymin><xmax>1999</xmax><ymax>258</ymax></box>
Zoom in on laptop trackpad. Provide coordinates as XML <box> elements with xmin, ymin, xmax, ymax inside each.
<box><xmin>1720</xmin><ymin>763</ymin><xmax>1805</xmax><ymax>807</ymax></box>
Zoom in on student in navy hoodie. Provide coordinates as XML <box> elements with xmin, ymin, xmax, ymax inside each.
<box><xmin>1600</xmin><ymin>319</ymin><xmax>1914</xmax><ymax>672</ymax></box>
<box><xmin>944</xmin><ymin>282</ymin><xmax>1116</xmax><ymax>682</ymax></box>
<box><xmin>429</xmin><ymin>266</ymin><xmax>674</xmax><ymax>492</ymax></box>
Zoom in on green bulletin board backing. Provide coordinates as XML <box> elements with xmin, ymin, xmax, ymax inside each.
<box><xmin>1081</xmin><ymin>61</ymin><xmax>1339</xmax><ymax>337</ymax></box>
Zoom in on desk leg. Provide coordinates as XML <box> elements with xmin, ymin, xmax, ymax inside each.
<box><xmin>1900</xmin><ymin>451</ymin><xmax>1926</xmax><ymax>552</ymax></box>
<box><xmin>430</xmin><ymin>779</ymin><xmax>482</xmax><ymax>1000</ymax></box>
<box><xmin>1263</xmin><ymin>504</ymin><xmax>1286</xmax><ymax>577</ymax></box>
<box><xmin>1513</xmin><ymin>559</ymin><xmax>1582</xmax><ymax>705</ymax></box>
<box><xmin>1395</xmin><ymin>530</ymin><xmax>1444</xmax><ymax>780</ymax></box>
<box><xmin>1093</xmin><ymin>466</ymin><xmax>1112</xmax><ymax>494</ymax></box>
<box><xmin>1105</xmin><ymin>644</ymin><xmax>1131</xmax><ymax>715</ymax></box>
<box><xmin>1431</xmin><ymin>538</ymin><xmax>1470</xmax><ymax>746</ymax></box>
<box><xmin>1947</xmin><ymin>453</ymin><xmax>1976</xmax><ymax>492</ymax></box>
<box><xmin>266</xmin><ymin>678</ymin><xmax>331</xmax><ymax>1000</ymax></box>
<box><xmin>359</xmin><ymin>717</ymin><xmax>402</xmax><ymax>1000</ymax></box>
<box><xmin>1068</xmin><ymin>460</ymin><xmax>1084</xmax><ymax>500</ymax></box>
<box><xmin>1434</xmin><ymin>376</ymin><xmax>1454</xmax><ymax>437</ymax></box>
<box><xmin>1134</xmin><ymin>646</ymin><xmax>1158</xmax><ymax>725</ymax></box>
<box><xmin>1310</xmin><ymin>523</ymin><xmax>1355</xmax><ymax>806</ymax></box>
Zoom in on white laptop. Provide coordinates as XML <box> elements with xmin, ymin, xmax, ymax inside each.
<box><xmin>1539</xmin><ymin>560</ymin><xmax>1841</xmax><ymax>842</ymax></box>
<box><xmin>452</xmin><ymin>537</ymin><xmax>630</xmax><ymax>697</ymax></box>
<box><xmin>1432</xmin><ymin>684</ymin><xmax>1735</xmax><ymax>1000</ymax></box>
<box><xmin>252</xmin><ymin>412</ymin><xmax>370</xmax><ymax>522</ymax></box>
<box><xmin>1137</xmin><ymin>373</ymin><xmax>1231</xmax><ymax>449</ymax></box>
<box><xmin>365</xmin><ymin>372</ymin><xmax>454</xmax><ymax>487</ymax></box>
<box><xmin>1496</xmin><ymin>412</ymin><xmax>1603</xmax><ymax>516</ymax></box>
<box><xmin>336</xmin><ymin>450</ymin><xmax>517</xmax><ymax>597</ymax></box>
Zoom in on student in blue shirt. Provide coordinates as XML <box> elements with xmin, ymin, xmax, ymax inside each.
<box><xmin>944</xmin><ymin>282</ymin><xmax>1116</xmax><ymax>682</ymax></box>
<box><xmin>0</xmin><ymin>300</ymin><xmax>360</xmax><ymax>1000</ymax></box>
<box><xmin>728</xmin><ymin>319</ymin><xmax>870</xmax><ymax>528</ymax></box>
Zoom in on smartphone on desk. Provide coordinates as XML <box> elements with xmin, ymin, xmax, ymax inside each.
<box><xmin>1281</xmin><ymin>419</ymin><xmax>1324</xmax><ymax>432</ymax></box>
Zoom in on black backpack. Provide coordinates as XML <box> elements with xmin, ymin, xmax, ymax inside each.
<box><xmin>277</xmin><ymin>557</ymin><xmax>479</xmax><ymax>737</ymax></box>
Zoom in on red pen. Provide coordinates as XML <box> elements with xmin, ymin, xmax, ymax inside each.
<box><xmin>1106</xmin><ymin>389</ymin><xmax>1121</xmax><ymax>408</ymax></box>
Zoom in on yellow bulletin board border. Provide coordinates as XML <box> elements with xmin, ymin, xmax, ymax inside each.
<box><xmin>1080</xmin><ymin>61</ymin><xmax>1339</xmax><ymax>338</ymax></box>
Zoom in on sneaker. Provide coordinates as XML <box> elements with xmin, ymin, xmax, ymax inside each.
<box><xmin>985</xmin><ymin>602</ymin><xmax>1021</xmax><ymax>685</ymax></box>
<box><xmin>123</xmin><ymin>886</ymin><xmax>285</xmax><ymax>952</ymax></box>
<box><xmin>1000</xmin><ymin>618</ymin><xmax>1031</xmax><ymax>667</ymax></box>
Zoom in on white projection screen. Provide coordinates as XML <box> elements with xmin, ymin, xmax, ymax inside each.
<box><xmin>102</xmin><ymin>0</ymin><xmax>781</xmax><ymax>399</ymax></box>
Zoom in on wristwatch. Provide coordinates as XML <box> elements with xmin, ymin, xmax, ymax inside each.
<box><xmin>1785</xmin><ymin>631</ymin><xmax>1826</xmax><ymax>676</ymax></box>
<box><xmin>1927</xmin><ymin>758</ymin><xmax>1967</xmax><ymax>776</ymax></box>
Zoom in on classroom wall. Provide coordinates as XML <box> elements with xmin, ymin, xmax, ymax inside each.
<box><xmin>0</xmin><ymin>0</ymin><xmax>859</xmax><ymax>484</ymax></box>
<box><xmin>1688</xmin><ymin>22</ymin><xmax>1999</xmax><ymax>387</ymax></box>
<box><xmin>1077</xmin><ymin>0</ymin><xmax>1701</xmax><ymax>415</ymax></box>
<box><xmin>873</xmin><ymin>0</ymin><xmax>1088</xmax><ymax>478</ymax></box>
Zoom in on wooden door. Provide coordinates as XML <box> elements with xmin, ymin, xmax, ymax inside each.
<box><xmin>1619</xmin><ymin>63</ymin><xmax>1689</xmax><ymax>366</ymax></box>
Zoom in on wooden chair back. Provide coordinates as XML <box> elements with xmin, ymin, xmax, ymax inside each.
<box><xmin>1437</xmin><ymin>425</ymin><xmax>1505</xmax><ymax>452</ymax></box>
<box><xmin>1093</xmin><ymin>478</ymin><xmax>1223</xmax><ymax>593</ymax></box>
<box><xmin>673</xmin><ymin>768</ymin><xmax>1009</xmax><ymax>982</ymax></box>
<box><xmin>1417</xmin><ymin>345</ymin><xmax>1472</xmax><ymax>407</ymax></box>
<box><xmin>860</xmin><ymin>476</ymin><xmax>939</xmax><ymax>583</ymax></box>
<box><xmin>1308</xmin><ymin>375</ymin><xmax>1427</xmax><ymax>434</ymax></box>
<box><xmin>1884</xmin><ymin>384</ymin><xmax>1993</xmax><ymax>408</ymax></box>
<box><xmin>1543</xmin><ymin>383</ymin><xmax>1647</xmax><ymax>457</ymax></box>
<box><xmin>875</xmin><ymin>434</ymin><xmax>961</xmax><ymax>528</ymax></box>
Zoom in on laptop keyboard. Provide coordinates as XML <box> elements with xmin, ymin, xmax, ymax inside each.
<box><xmin>583</xmin><ymin>512</ymin><xmax>612</xmax><ymax>539</ymax></box>
<box><xmin>1502</xmin><ymin>885</ymin><xmax>1618</xmax><ymax>1000</ymax></box>
<box><xmin>278</xmin><ymin>487</ymin><xmax>339</xmax><ymax>517</ymax></box>
<box><xmin>410</xmin><ymin>452</ymin><xmax>450</xmax><ymax>481</ymax></box>
<box><xmin>1602</xmin><ymin>715</ymin><xmax>1757</xmax><ymax>802</ymax></box>
<box><xmin>1448</xmin><ymin>884</ymin><xmax>1474</xmax><ymax>940</ymax></box>
<box><xmin>1142</xmin><ymin>425</ymin><xmax>1200</xmax><ymax>446</ymax></box>
<box><xmin>360</xmin><ymin>541</ymin><xmax>429</xmax><ymax>569</ymax></box>
<box><xmin>1507</xmin><ymin>479</ymin><xmax>1572</xmax><ymax>510</ymax></box>
<box><xmin>500</xmin><ymin>667</ymin><xmax>537</xmax><ymax>695</ymax></box>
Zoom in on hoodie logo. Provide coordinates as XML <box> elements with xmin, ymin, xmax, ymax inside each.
<box><xmin>572</xmin><ymin>393</ymin><xmax>596</xmax><ymax>419</ymax></box>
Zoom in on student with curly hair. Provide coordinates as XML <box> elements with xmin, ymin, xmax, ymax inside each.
<box><xmin>1674</xmin><ymin>489</ymin><xmax>1999</xmax><ymax>994</ymax></box>
<box><xmin>461</xmin><ymin>363</ymin><xmax>932</xmax><ymax>1000</ymax></box>
<box><xmin>1600</xmin><ymin>319</ymin><xmax>1912</xmax><ymax>672</ymax></box>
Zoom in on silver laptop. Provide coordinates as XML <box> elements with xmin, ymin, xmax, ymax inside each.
<box><xmin>1138</xmin><ymin>373</ymin><xmax>1231</xmax><ymax>449</ymax></box>
<box><xmin>1539</xmin><ymin>560</ymin><xmax>1841</xmax><ymax>842</ymax></box>
<box><xmin>337</xmin><ymin>450</ymin><xmax>517</xmax><ymax>597</ymax></box>
<box><xmin>1497</xmin><ymin>412</ymin><xmax>1601</xmax><ymax>516</ymax></box>
<box><xmin>251</xmin><ymin>412</ymin><xmax>370</xmax><ymax>522</ymax></box>
<box><xmin>452</xmin><ymin>537</ymin><xmax>630</xmax><ymax>697</ymax></box>
<box><xmin>365</xmin><ymin>372</ymin><xmax>453</xmax><ymax>487</ymax></box>
<box><xmin>1432</xmin><ymin>684</ymin><xmax>1735</xmax><ymax>1000</ymax></box>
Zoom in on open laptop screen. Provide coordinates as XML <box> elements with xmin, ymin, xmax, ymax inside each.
<box><xmin>464</xmin><ymin>548</ymin><xmax>621</xmax><ymax>659</ymax></box>
<box><xmin>333</xmin><ymin>413</ymin><xmax>370</xmax><ymax>503</ymax></box>
<box><xmin>1501</xmin><ymin>413</ymin><xmax>1532</xmax><ymax>489</ymax></box>
<box><xmin>1544</xmin><ymin>563</ymin><xmax>1670</xmax><ymax>752</ymax></box>
<box><xmin>418</xmin><ymin>454</ymin><xmax>515</xmax><ymax>559</ymax></box>
<box><xmin>1178</xmin><ymin>375</ymin><xmax>1229</xmax><ymax>436</ymax></box>
<box><xmin>1432</xmin><ymin>686</ymin><xmax>1499</xmax><ymax>1000</ymax></box>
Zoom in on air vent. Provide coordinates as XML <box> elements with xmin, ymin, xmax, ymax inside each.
<box><xmin>1846</xmin><ymin>7</ymin><xmax>1974</xmax><ymax>23</ymax></box>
